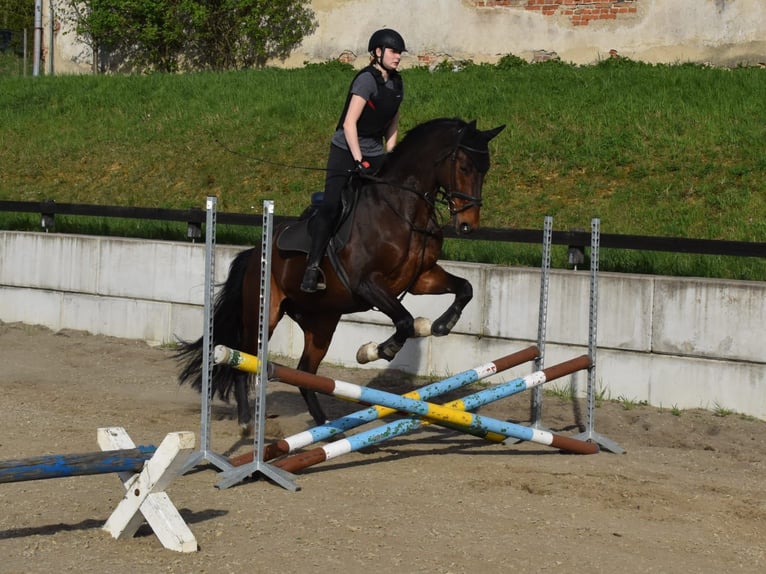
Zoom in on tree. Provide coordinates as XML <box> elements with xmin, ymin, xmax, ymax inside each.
<box><xmin>191</xmin><ymin>0</ymin><xmax>317</xmax><ymax>70</ymax></box>
<box><xmin>0</xmin><ymin>0</ymin><xmax>34</xmax><ymax>53</ymax></box>
<box><xmin>71</xmin><ymin>0</ymin><xmax>316</xmax><ymax>73</ymax></box>
<box><xmin>0</xmin><ymin>0</ymin><xmax>34</xmax><ymax>31</ymax></box>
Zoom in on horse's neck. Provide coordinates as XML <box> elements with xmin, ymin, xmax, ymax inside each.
<box><xmin>365</xmin><ymin>184</ymin><xmax>435</xmax><ymax>242</ymax></box>
<box><xmin>374</xmin><ymin>139</ymin><xmax>452</xmax><ymax>221</ymax></box>
<box><xmin>373</xmin><ymin>170</ymin><xmax>437</xmax><ymax>216</ymax></box>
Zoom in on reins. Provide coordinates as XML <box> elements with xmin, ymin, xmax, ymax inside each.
<box><xmin>216</xmin><ymin>125</ymin><xmax>484</xmax><ymax>226</ymax></box>
<box><xmin>364</xmin><ymin>126</ymin><xmax>490</xmax><ymax>302</ymax></box>
<box><xmin>214</xmin><ymin>137</ymin><xmax>330</xmax><ymax>174</ymax></box>
<box><xmin>215</xmin><ymin>123</ymin><xmax>483</xmax><ymax>202</ymax></box>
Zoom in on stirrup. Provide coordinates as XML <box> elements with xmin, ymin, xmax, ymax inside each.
<box><xmin>300</xmin><ymin>266</ymin><xmax>326</xmax><ymax>293</ymax></box>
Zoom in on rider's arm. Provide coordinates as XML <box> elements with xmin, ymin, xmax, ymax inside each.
<box><xmin>342</xmin><ymin>94</ymin><xmax>368</xmax><ymax>163</ymax></box>
<box><xmin>384</xmin><ymin>109</ymin><xmax>400</xmax><ymax>152</ymax></box>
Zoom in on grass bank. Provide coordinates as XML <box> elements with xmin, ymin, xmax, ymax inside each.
<box><xmin>1</xmin><ymin>59</ymin><xmax>765</xmax><ymax>278</ymax></box>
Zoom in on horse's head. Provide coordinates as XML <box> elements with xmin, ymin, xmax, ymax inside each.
<box><xmin>381</xmin><ymin>118</ymin><xmax>505</xmax><ymax>234</ymax></box>
<box><xmin>439</xmin><ymin>120</ymin><xmax>505</xmax><ymax>234</ymax></box>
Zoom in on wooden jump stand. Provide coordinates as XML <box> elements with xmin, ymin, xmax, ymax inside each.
<box><xmin>0</xmin><ymin>427</ymin><xmax>198</xmax><ymax>553</ymax></box>
<box><xmin>98</xmin><ymin>427</ymin><xmax>198</xmax><ymax>553</ymax></box>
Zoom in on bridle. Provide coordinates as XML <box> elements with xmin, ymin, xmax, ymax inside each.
<box><xmin>394</xmin><ymin>125</ymin><xmax>488</xmax><ymax>299</ymax></box>
<box><xmin>433</xmin><ymin>126</ymin><xmax>488</xmax><ymax>217</ymax></box>
<box><xmin>351</xmin><ymin>123</ymin><xmax>489</xmax><ymax>229</ymax></box>
<box><xmin>348</xmin><ymin>123</ymin><xmax>490</xmax><ymax>299</ymax></box>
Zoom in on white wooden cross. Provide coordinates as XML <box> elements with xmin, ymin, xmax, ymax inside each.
<box><xmin>96</xmin><ymin>427</ymin><xmax>198</xmax><ymax>553</ymax></box>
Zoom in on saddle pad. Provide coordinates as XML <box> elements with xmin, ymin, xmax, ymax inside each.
<box><xmin>276</xmin><ymin>194</ymin><xmax>355</xmax><ymax>254</ymax></box>
<box><xmin>276</xmin><ymin>220</ymin><xmax>312</xmax><ymax>254</ymax></box>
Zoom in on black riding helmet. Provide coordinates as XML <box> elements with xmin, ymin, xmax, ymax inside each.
<box><xmin>368</xmin><ymin>28</ymin><xmax>406</xmax><ymax>55</ymax></box>
<box><xmin>368</xmin><ymin>29</ymin><xmax>405</xmax><ymax>72</ymax></box>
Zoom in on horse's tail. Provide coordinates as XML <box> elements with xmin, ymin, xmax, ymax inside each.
<box><xmin>176</xmin><ymin>247</ymin><xmax>258</xmax><ymax>402</ymax></box>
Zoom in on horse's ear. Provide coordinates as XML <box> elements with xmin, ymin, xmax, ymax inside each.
<box><xmin>483</xmin><ymin>124</ymin><xmax>506</xmax><ymax>142</ymax></box>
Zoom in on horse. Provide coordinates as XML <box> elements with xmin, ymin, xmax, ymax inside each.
<box><xmin>177</xmin><ymin>117</ymin><xmax>505</xmax><ymax>431</ymax></box>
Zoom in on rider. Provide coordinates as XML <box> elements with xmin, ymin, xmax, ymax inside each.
<box><xmin>300</xmin><ymin>28</ymin><xmax>406</xmax><ymax>293</ymax></box>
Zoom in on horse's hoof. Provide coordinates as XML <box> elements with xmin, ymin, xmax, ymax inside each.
<box><xmin>413</xmin><ymin>317</ymin><xmax>433</xmax><ymax>337</ymax></box>
<box><xmin>432</xmin><ymin>315</ymin><xmax>459</xmax><ymax>337</ymax></box>
<box><xmin>239</xmin><ymin>423</ymin><xmax>254</xmax><ymax>438</ymax></box>
<box><xmin>356</xmin><ymin>342</ymin><xmax>379</xmax><ymax>364</ymax></box>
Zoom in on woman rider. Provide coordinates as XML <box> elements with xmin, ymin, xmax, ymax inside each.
<box><xmin>300</xmin><ymin>28</ymin><xmax>406</xmax><ymax>293</ymax></box>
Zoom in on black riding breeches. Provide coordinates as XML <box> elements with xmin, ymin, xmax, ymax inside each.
<box><xmin>314</xmin><ymin>143</ymin><xmax>384</xmax><ymax>232</ymax></box>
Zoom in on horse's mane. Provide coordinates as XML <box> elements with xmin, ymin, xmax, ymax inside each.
<box><xmin>377</xmin><ymin>118</ymin><xmax>466</xmax><ymax>176</ymax></box>
<box><xmin>391</xmin><ymin>117</ymin><xmax>465</xmax><ymax>157</ymax></box>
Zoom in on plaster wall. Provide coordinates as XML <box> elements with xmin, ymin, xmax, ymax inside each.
<box><xmin>42</xmin><ymin>0</ymin><xmax>766</xmax><ymax>74</ymax></box>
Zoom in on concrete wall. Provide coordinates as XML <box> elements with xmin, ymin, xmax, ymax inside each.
<box><xmin>1</xmin><ymin>230</ymin><xmax>764</xmax><ymax>421</ymax></box>
<box><xmin>43</xmin><ymin>0</ymin><xmax>766</xmax><ymax>74</ymax></box>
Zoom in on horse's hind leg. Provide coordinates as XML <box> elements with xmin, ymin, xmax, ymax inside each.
<box><xmin>293</xmin><ymin>312</ymin><xmax>342</xmax><ymax>425</ymax></box>
<box><xmin>299</xmin><ymin>388</ymin><xmax>326</xmax><ymax>426</ymax></box>
<box><xmin>233</xmin><ymin>371</ymin><xmax>253</xmax><ymax>435</ymax></box>
<box><xmin>236</xmin><ymin>257</ymin><xmax>286</xmax><ymax>433</ymax></box>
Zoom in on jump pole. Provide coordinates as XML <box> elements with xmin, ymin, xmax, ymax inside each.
<box><xmin>225</xmin><ymin>345</ymin><xmax>540</xmax><ymax>469</ymax></box>
<box><xmin>0</xmin><ymin>427</ymin><xmax>198</xmax><ymax>553</ymax></box>
<box><xmin>0</xmin><ymin>447</ymin><xmax>156</xmax><ymax>483</ymax></box>
<box><xmin>215</xmin><ymin>348</ymin><xmax>598</xmax><ymax>455</ymax></box>
<box><xmin>272</xmin><ymin>354</ymin><xmax>593</xmax><ymax>474</ymax></box>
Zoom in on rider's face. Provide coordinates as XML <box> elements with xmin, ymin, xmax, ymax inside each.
<box><xmin>377</xmin><ymin>47</ymin><xmax>402</xmax><ymax>70</ymax></box>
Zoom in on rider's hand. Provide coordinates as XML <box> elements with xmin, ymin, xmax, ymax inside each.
<box><xmin>354</xmin><ymin>160</ymin><xmax>373</xmax><ymax>176</ymax></box>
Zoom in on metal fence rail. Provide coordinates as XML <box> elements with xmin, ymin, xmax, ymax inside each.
<box><xmin>1</xmin><ymin>199</ymin><xmax>765</xmax><ymax>258</ymax></box>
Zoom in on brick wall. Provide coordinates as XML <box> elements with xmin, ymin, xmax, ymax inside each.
<box><xmin>473</xmin><ymin>0</ymin><xmax>638</xmax><ymax>26</ymax></box>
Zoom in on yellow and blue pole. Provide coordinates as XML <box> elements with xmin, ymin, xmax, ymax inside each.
<box><xmin>275</xmin><ymin>355</ymin><xmax>593</xmax><ymax>473</ymax></box>
<box><xmin>223</xmin><ymin>345</ymin><xmax>539</xmax><ymax>467</ymax></box>
<box><xmin>216</xmin><ymin>346</ymin><xmax>597</xmax><ymax>458</ymax></box>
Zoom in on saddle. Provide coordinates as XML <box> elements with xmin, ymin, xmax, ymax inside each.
<box><xmin>275</xmin><ymin>182</ymin><xmax>360</xmax><ymax>290</ymax></box>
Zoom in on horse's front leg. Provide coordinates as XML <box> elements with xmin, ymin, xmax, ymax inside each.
<box><xmin>408</xmin><ymin>264</ymin><xmax>473</xmax><ymax>337</ymax></box>
<box><xmin>355</xmin><ymin>277</ymin><xmax>418</xmax><ymax>364</ymax></box>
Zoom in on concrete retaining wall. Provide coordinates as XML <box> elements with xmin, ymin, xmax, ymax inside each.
<box><xmin>1</xmin><ymin>230</ymin><xmax>764</xmax><ymax>420</ymax></box>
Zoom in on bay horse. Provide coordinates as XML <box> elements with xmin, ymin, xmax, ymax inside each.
<box><xmin>177</xmin><ymin>117</ymin><xmax>505</xmax><ymax>430</ymax></box>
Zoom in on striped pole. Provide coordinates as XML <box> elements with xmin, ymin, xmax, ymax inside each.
<box><xmin>274</xmin><ymin>355</ymin><xmax>592</xmax><ymax>473</ymax></box>
<box><xmin>227</xmin><ymin>345</ymin><xmax>539</xmax><ymax>467</ymax></box>
<box><xmin>0</xmin><ymin>446</ymin><xmax>156</xmax><ymax>483</ymax></box>
<box><xmin>215</xmin><ymin>346</ymin><xmax>598</xmax><ymax>455</ymax></box>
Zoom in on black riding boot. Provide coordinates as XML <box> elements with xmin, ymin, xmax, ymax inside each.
<box><xmin>300</xmin><ymin>217</ymin><xmax>332</xmax><ymax>293</ymax></box>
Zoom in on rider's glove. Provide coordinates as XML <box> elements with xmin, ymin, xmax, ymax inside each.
<box><xmin>354</xmin><ymin>160</ymin><xmax>373</xmax><ymax>176</ymax></box>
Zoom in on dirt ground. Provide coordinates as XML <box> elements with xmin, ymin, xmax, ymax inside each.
<box><xmin>0</xmin><ymin>322</ymin><xmax>764</xmax><ymax>574</ymax></box>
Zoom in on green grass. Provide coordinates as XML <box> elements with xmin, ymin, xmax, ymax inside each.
<box><xmin>0</xmin><ymin>51</ymin><xmax>31</xmax><ymax>77</ymax></box>
<box><xmin>617</xmin><ymin>395</ymin><xmax>648</xmax><ymax>411</ymax></box>
<box><xmin>712</xmin><ymin>403</ymin><xmax>735</xmax><ymax>417</ymax></box>
<box><xmin>2</xmin><ymin>58</ymin><xmax>765</xmax><ymax>278</ymax></box>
